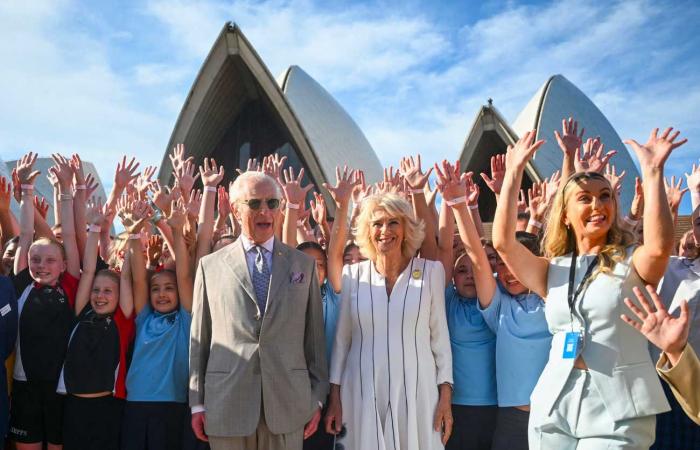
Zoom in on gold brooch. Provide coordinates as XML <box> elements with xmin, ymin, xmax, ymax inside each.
<box><xmin>412</xmin><ymin>269</ymin><xmax>422</xmax><ymax>280</ymax></box>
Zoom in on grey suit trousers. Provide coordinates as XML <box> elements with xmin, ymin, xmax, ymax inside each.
<box><xmin>208</xmin><ymin>411</ymin><xmax>302</xmax><ymax>450</ymax></box>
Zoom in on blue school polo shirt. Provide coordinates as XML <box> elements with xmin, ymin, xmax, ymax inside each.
<box><xmin>445</xmin><ymin>284</ymin><xmax>497</xmax><ymax>405</ymax></box>
<box><xmin>322</xmin><ymin>280</ymin><xmax>341</xmax><ymax>366</ymax></box>
<box><xmin>479</xmin><ymin>286</ymin><xmax>551</xmax><ymax>407</ymax></box>
<box><xmin>126</xmin><ymin>304</ymin><xmax>191</xmax><ymax>403</ymax></box>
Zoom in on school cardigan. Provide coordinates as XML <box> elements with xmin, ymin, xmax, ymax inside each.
<box><xmin>657</xmin><ymin>344</ymin><xmax>700</xmax><ymax>425</ymax></box>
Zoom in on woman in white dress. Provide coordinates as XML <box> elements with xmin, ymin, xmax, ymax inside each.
<box><xmin>324</xmin><ymin>192</ymin><xmax>453</xmax><ymax>450</ymax></box>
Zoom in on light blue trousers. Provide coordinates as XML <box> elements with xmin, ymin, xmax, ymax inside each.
<box><xmin>529</xmin><ymin>368</ymin><xmax>656</xmax><ymax>449</ymax></box>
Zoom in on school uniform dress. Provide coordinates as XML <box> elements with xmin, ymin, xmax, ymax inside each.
<box><xmin>529</xmin><ymin>247</ymin><xmax>670</xmax><ymax>449</ymax></box>
<box><xmin>444</xmin><ymin>284</ymin><xmax>497</xmax><ymax>450</ymax></box>
<box><xmin>478</xmin><ymin>286</ymin><xmax>551</xmax><ymax>450</ymax></box>
<box><xmin>0</xmin><ymin>276</ymin><xmax>17</xmax><ymax>439</ymax></box>
<box><xmin>652</xmin><ymin>256</ymin><xmax>700</xmax><ymax>449</ymax></box>
<box><xmin>9</xmin><ymin>268</ymin><xmax>78</xmax><ymax>445</ymax></box>
<box><xmin>58</xmin><ymin>304</ymin><xmax>135</xmax><ymax>450</ymax></box>
<box><xmin>122</xmin><ymin>304</ymin><xmax>192</xmax><ymax>450</ymax></box>
<box><xmin>330</xmin><ymin>258</ymin><xmax>453</xmax><ymax>450</ymax></box>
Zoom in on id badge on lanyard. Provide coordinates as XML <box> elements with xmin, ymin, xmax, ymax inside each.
<box><xmin>563</xmin><ymin>251</ymin><xmax>598</xmax><ymax>359</ymax></box>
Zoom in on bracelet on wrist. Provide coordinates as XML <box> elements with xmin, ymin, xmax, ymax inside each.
<box><xmin>88</xmin><ymin>224</ymin><xmax>101</xmax><ymax>233</ymax></box>
<box><xmin>286</xmin><ymin>202</ymin><xmax>300</xmax><ymax>210</ymax></box>
<box><xmin>528</xmin><ymin>218</ymin><xmax>543</xmax><ymax>229</ymax></box>
<box><xmin>204</xmin><ymin>186</ymin><xmax>217</xmax><ymax>193</ymax></box>
<box><xmin>58</xmin><ymin>193</ymin><xmax>73</xmax><ymax>201</ymax></box>
<box><xmin>20</xmin><ymin>184</ymin><xmax>34</xmax><ymax>191</ymax></box>
<box><xmin>445</xmin><ymin>196</ymin><xmax>467</xmax><ymax>207</ymax></box>
<box><xmin>468</xmin><ymin>204</ymin><xmax>478</xmax><ymax>210</ymax></box>
<box><xmin>74</xmin><ymin>185</ymin><xmax>86</xmax><ymax>190</ymax></box>
<box><xmin>127</xmin><ymin>233</ymin><xmax>141</xmax><ymax>240</ymax></box>
<box><xmin>410</xmin><ymin>188</ymin><xmax>424</xmax><ymax>194</ymax></box>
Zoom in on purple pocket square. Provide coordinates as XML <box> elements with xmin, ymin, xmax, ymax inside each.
<box><xmin>290</xmin><ymin>272</ymin><xmax>305</xmax><ymax>284</ymax></box>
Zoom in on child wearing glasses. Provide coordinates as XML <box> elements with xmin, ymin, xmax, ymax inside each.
<box><xmin>118</xmin><ymin>198</ymin><xmax>195</xmax><ymax>450</ymax></box>
<box><xmin>58</xmin><ymin>200</ymin><xmax>135</xmax><ymax>450</ymax></box>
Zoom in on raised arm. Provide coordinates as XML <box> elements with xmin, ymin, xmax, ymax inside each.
<box><xmin>196</xmin><ymin>158</ymin><xmax>225</xmax><ymax>265</ymax></box>
<box><xmin>664</xmin><ymin>176</ymin><xmax>688</xmax><ymax>231</ymax></box>
<box><xmin>480</xmin><ymin>154</ymin><xmax>506</xmax><ymax>203</ymax></box>
<box><xmin>400</xmin><ymin>155</ymin><xmax>437</xmax><ymax>260</ymax></box>
<box><xmin>168</xmin><ymin>198</ymin><xmax>194</xmax><ymax>312</ymax></box>
<box><xmin>436</xmin><ymin>161</ymin><xmax>497</xmax><ymax>307</ymax></box>
<box><xmin>120</xmin><ymin>247</ymin><xmax>134</xmax><ymax>318</ymax></box>
<box><xmin>626</xmin><ymin>128</ymin><xmax>687</xmax><ymax>285</ymax></box>
<box><xmin>50</xmin><ymin>154</ymin><xmax>80</xmax><ymax>278</ymax></box>
<box><xmin>324</xmin><ymin>166</ymin><xmax>358</xmax><ymax>293</ymax></box>
<box><xmin>74</xmin><ymin>199</ymin><xmax>109</xmax><ymax>315</ymax></box>
<box><xmin>310</xmin><ymin>192</ymin><xmax>330</xmax><ymax>247</ymax></box>
<box><xmin>118</xmin><ymin>197</ymin><xmax>152</xmax><ymax>315</ymax></box>
<box><xmin>526</xmin><ymin>181</ymin><xmax>550</xmax><ymax>236</ymax></box>
<box><xmin>14</xmin><ymin>153</ymin><xmax>41</xmax><ymax>275</ymax></box>
<box><xmin>686</xmin><ymin>163</ymin><xmax>700</xmax><ymax>211</ymax></box>
<box><xmin>437</xmin><ymin>197</ymin><xmax>455</xmax><ymax>285</ymax></box>
<box><xmin>554</xmin><ymin>117</ymin><xmax>583</xmax><ymax>182</ymax></box>
<box><xmin>70</xmin><ymin>154</ymin><xmax>88</xmax><ymax>261</ymax></box>
<box><xmin>0</xmin><ymin>177</ymin><xmax>18</xmax><ymax>245</ymax></box>
<box><xmin>107</xmin><ymin>156</ymin><xmax>139</xmax><ymax>212</ymax></box>
<box><xmin>280</xmin><ymin>167</ymin><xmax>313</xmax><ymax>247</ymax></box>
<box><xmin>621</xmin><ymin>177</ymin><xmax>644</xmax><ymax>234</ymax></box>
<box><xmin>464</xmin><ymin>173</ymin><xmax>484</xmax><ymax>238</ymax></box>
<box><xmin>492</xmin><ymin>132</ymin><xmax>549</xmax><ymax>298</ymax></box>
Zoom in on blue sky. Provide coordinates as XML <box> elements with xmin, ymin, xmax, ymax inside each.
<box><xmin>1</xmin><ymin>0</ymin><xmax>699</xmax><ymax>213</ymax></box>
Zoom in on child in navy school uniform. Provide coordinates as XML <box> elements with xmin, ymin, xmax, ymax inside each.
<box><xmin>58</xmin><ymin>200</ymin><xmax>135</xmax><ymax>450</ymax></box>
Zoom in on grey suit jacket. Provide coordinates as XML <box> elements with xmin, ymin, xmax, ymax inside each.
<box><xmin>189</xmin><ymin>238</ymin><xmax>328</xmax><ymax>436</ymax></box>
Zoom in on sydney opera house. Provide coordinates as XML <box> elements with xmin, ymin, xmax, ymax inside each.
<box><xmin>159</xmin><ymin>22</ymin><xmax>640</xmax><ymax>220</ymax></box>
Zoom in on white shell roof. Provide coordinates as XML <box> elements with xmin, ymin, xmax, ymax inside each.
<box><xmin>512</xmin><ymin>75</ymin><xmax>640</xmax><ymax>208</ymax></box>
<box><xmin>278</xmin><ymin>66</ymin><xmax>383</xmax><ymax>184</ymax></box>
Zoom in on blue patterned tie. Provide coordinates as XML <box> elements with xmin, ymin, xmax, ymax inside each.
<box><xmin>252</xmin><ymin>245</ymin><xmax>271</xmax><ymax>315</ymax></box>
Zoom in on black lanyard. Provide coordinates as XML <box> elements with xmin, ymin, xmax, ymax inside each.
<box><xmin>567</xmin><ymin>251</ymin><xmax>599</xmax><ymax>321</ymax></box>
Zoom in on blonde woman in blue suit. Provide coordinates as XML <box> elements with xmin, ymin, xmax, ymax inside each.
<box><xmin>491</xmin><ymin>127</ymin><xmax>687</xmax><ymax>448</ymax></box>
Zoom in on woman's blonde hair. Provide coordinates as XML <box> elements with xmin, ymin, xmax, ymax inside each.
<box><xmin>353</xmin><ymin>193</ymin><xmax>425</xmax><ymax>261</ymax></box>
<box><xmin>542</xmin><ymin>172</ymin><xmax>634</xmax><ymax>275</ymax></box>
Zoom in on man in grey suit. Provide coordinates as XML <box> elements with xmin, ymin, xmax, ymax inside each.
<box><xmin>189</xmin><ymin>171</ymin><xmax>328</xmax><ymax>450</ymax></box>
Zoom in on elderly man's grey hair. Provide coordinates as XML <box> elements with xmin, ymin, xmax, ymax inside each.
<box><xmin>229</xmin><ymin>171</ymin><xmax>282</xmax><ymax>203</ymax></box>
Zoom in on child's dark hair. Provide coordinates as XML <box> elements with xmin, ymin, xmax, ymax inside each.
<box><xmin>2</xmin><ymin>236</ymin><xmax>19</xmax><ymax>253</ymax></box>
<box><xmin>150</xmin><ymin>268</ymin><xmax>177</xmax><ymax>283</ymax></box>
<box><xmin>297</xmin><ymin>241</ymin><xmax>326</xmax><ymax>259</ymax></box>
<box><xmin>516</xmin><ymin>231</ymin><xmax>541</xmax><ymax>256</ymax></box>
<box><xmin>343</xmin><ymin>242</ymin><xmax>359</xmax><ymax>255</ymax></box>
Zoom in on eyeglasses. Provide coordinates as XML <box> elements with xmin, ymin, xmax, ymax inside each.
<box><xmin>238</xmin><ymin>198</ymin><xmax>281</xmax><ymax>211</ymax></box>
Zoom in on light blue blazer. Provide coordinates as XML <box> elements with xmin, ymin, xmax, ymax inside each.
<box><xmin>531</xmin><ymin>246</ymin><xmax>670</xmax><ymax>422</ymax></box>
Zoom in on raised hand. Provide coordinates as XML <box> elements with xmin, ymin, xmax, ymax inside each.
<box><xmin>351</xmin><ymin>170</ymin><xmax>372</xmax><ymax>206</ymax></box>
<box><xmin>147</xmin><ymin>235</ymin><xmax>164</xmax><ymax>266</ymax></box>
<box><xmin>664</xmin><ymin>176</ymin><xmax>688</xmax><ymax>212</ymax></box>
<box><xmin>685</xmin><ymin>162</ymin><xmax>700</xmax><ymax>194</ymax></box>
<box><xmin>117</xmin><ymin>195</ymin><xmax>152</xmax><ymax>234</ymax></box>
<box><xmin>114</xmin><ymin>156</ymin><xmax>140</xmax><ymax>189</ymax></box>
<box><xmin>50</xmin><ymin>153</ymin><xmax>75</xmax><ymax>190</ymax></box>
<box><xmin>399</xmin><ymin>154</ymin><xmax>433</xmax><ymax>190</ymax></box>
<box><xmin>15</xmin><ymin>152</ymin><xmax>41</xmax><ymax>186</ymax></box>
<box><xmin>134</xmin><ymin>165</ymin><xmax>157</xmax><ymax>195</ymax></box>
<box><xmin>85</xmin><ymin>197</ymin><xmax>109</xmax><ymax>226</ymax></box>
<box><xmin>480</xmin><ymin>153</ymin><xmax>506</xmax><ymax>195</ymax></box>
<box><xmin>169</xmin><ymin>143</ymin><xmax>192</xmax><ymax>174</ymax></box>
<box><xmin>604</xmin><ymin>164</ymin><xmax>626</xmax><ymax>194</ymax></box>
<box><xmin>310</xmin><ymin>192</ymin><xmax>328</xmax><ymax>226</ymax></box>
<box><xmin>0</xmin><ymin>177</ymin><xmax>11</xmax><ymax>212</ymax></box>
<box><xmin>85</xmin><ymin>173</ymin><xmax>99</xmax><ymax>198</ymax></box>
<box><xmin>236</xmin><ymin>158</ymin><xmax>261</xmax><ymax>175</ymax></box>
<box><xmin>528</xmin><ymin>181</ymin><xmax>548</xmax><ymax>220</ymax></box>
<box><xmin>199</xmin><ymin>158</ymin><xmax>225</xmax><ymax>187</ymax></box>
<box><xmin>545</xmin><ymin>170</ymin><xmax>561</xmax><ymax>206</ymax></box>
<box><xmin>70</xmin><ymin>154</ymin><xmax>86</xmax><ymax>187</ymax></box>
<box><xmin>621</xmin><ymin>285</ymin><xmax>689</xmax><ymax>365</ymax></box>
<box><xmin>575</xmin><ymin>137</ymin><xmax>616</xmax><ymax>173</ymax></box>
<box><xmin>261</xmin><ymin>154</ymin><xmax>287</xmax><ymax>182</ymax></box>
<box><xmin>151</xmin><ymin>181</ymin><xmax>173</xmax><ymax>216</ymax></box>
<box><xmin>434</xmin><ymin>160</ymin><xmax>466</xmax><ymax>202</ymax></box>
<box><xmin>505</xmin><ymin>131</ymin><xmax>546</xmax><ymax>172</ymax></box>
<box><xmin>382</xmin><ymin>166</ymin><xmax>402</xmax><ymax>192</ymax></box>
<box><xmin>167</xmin><ymin>197</ymin><xmax>188</xmax><ymax>230</ymax></box>
<box><xmin>625</xmin><ymin>127</ymin><xmax>687</xmax><ymax>170</ymax></box>
<box><xmin>217</xmin><ymin>186</ymin><xmax>231</xmax><ymax>217</ymax></box>
<box><xmin>465</xmin><ymin>172</ymin><xmax>480</xmax><ymax>207</ymax></box>
<box><xmin>630</xmin><ymin>177</ymin><xmax>644</xmax><ymax>219</ymax></box>
<box><xmin>323</xmin><ymin>166</ymin><xmax>358</xmax><ymax>209</ymax></box>
<box><xmin>186</xmin><ymin>189</ymin><xmax>203</xmax><ymax>219</ymax></box>
<box><xmin>33</xmin><ymin>196</ymin><xmax>50</xmax><ymax>219</ymax></box>
<box><xmin>175</xmin><ymin>160</ymin><xmax>200</xmax><ymax>198</ymax></box>
<box><xmin>517</xmin><ymin>189</ymin><xmax>528</xmax><ymax>215</ymax></box>
<box><xmin>554</xmin><ymin>117</ymin><xmax>584</xmax><ymax>157</ymax></box>
<box><xmin>281</xmin><ymin>167</ymin><xmax>313</xmax><ymax>206</ymax></box>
